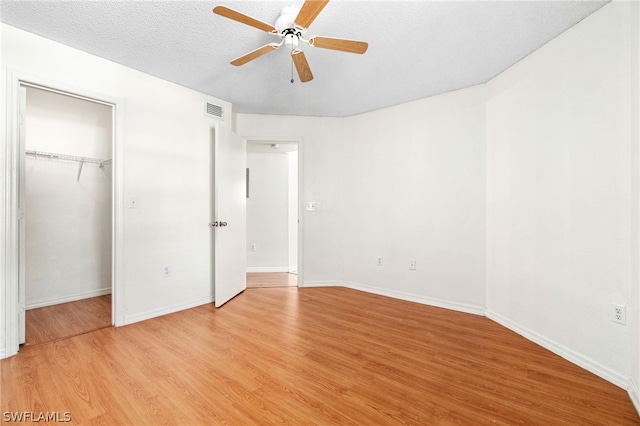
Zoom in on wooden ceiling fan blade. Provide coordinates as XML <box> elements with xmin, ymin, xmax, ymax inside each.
<box><xmin>294</xmin><ymin>0</ymin><xmax>330</xmax><ymax>30</ymax></box>
<box><xmin>291</xmin><ymin>50</ymin><xmax>314</xmax><ymax>82</ymax></box>
<box><xmin>213</xmin><ymin>5</ymin><xmax>277</xmax><ymax>34</ymax></box>
<box><xmin>310</xmin><ymin>36</ymin><xmax>368</xmax><ymax>54</ymax></box>
<box><xmin>231</xmin><ymin>44</ymin><xmax>279</xmax><ymax>66</ymax></box>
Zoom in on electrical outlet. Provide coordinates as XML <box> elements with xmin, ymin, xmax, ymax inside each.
<box><xmin>409</xmin><ymin>259</ymin><xmax>416</xmax><ymax>270</ymax></box>
<box><xmin>613</xmin><ymin>303</ymin><xmax>626</xmax><ymax>325</ymax></box>
<box><xmin>250</xmin><ymin>244</ymin><xmax>256</xmax><ymax>252</ymax></box>
<box><xmin>377</xmin><ymin>257</ymin><xmax>383</xmax><ymax>266</ymax></box>
<box><xmin>163</xmin><ymin>265</ymin><xmax>171</xmax><ymax>277</ymax></box>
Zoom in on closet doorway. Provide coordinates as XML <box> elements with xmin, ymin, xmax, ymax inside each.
<box><xmin>245</xmin><ymin>140</ymin><xmax>300</xmax><ymax>288</ymax></box>
<box><xmin>20</xmin><ymin>85</ymin><xmax>113</xmax><ymax>346</ymax></box>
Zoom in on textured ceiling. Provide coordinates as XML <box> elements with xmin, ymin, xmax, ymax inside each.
<box><xmin>1</xmin><ymin>0</ymin><xmax>609</xmax><ymax>117</ymax></box>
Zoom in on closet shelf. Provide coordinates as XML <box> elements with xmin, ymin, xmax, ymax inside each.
<box><xmin>25</xmin><ymin>150</ymin><xmax>112</xmax><ymax>181</ymax></box>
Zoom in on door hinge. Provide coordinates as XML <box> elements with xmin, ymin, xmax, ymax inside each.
<box><xmin>18</xmin><ymin>208</ymin><xmax>25</xmax><ymax>221</ymax></box>
<box><xmin>18</xmin><ymin>303</ymin><xmax>25</xmax><ymax>314</ymax></box>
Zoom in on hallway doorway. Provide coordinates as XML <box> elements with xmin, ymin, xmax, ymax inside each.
<box><xmin>246</xmin><ymin>141</ymin><xmax>300</xmax><ymax>284</ymax></box>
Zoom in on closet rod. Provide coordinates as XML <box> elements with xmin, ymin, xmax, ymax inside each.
<box><xmin>25</xmin><ymin>149</ymin><xmax>112</xmax><ymax>181</ymax></box>
<box><xmin>25</xmin><ymin>149</ymin><xmax>107</xmax><ymax>165</ymax></box>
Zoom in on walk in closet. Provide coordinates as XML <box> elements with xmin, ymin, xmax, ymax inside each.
<box><xmin>23</xmin><ymin>86</ymin><xmax>112</xmax><ymax>342</ymax></box>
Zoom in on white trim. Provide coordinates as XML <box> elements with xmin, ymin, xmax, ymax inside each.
<box><xmin>299</xmin><ymin>280</ymin><xmax>485</xmax><ymax>316</ymax></box>
<box><xmin>486</xmin><ymin>309</ymin><xmax>629</xmax><ymax>389</ymax></box>
<box><xmin>343</xmin><ymin>281</ymin><xmax>486</xmax><ymax>316</ymax></box>
<box><xmin>301</xmin><ymin>280</ymin><xmax>341</xmax><ymax>288</ymax></box>
<box><xmin>4</xmin><ymin>70</ymin><xmax>21</xmax><ymax>358</ymax></box>
<box><xmin>629</xmin><ymin>379</ymin><xmax>640</xmax><ymax>416</ymax></box>
<box><xmin>123</xmin><ymin>296</ymin><xmax>215</xmax><ymax>326</ymax></box>
<box><xmin>3</xmin><ymin>69</ymin><xmax>125</xmax><ymax>358</ymax></box>
<box><xmin>0</xmin><ymin>349</ymin><xmax>5</xmax><ymax>359</ymax></box>
<box><xmin>296</xmin><ymin>138</ymin><xmax>304</xmax><ymax>288</ymax></box>
<box><xmin>26</xmin><ymin>288</ymin><xmax>112</xmax><ymax>310</ymax></box>
<box><xmin>246</xmin><ymin>266</ymin><xmax>291</xmax><ymax>273</ymax></box>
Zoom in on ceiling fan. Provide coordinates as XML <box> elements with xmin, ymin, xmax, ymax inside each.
<box><xmin>213</xmin><ymin>0</ymin><xmax>368</xmax><ymax>83</ymax></box>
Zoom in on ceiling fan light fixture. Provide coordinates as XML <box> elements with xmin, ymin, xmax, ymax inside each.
<box><xmin>284</xmin><ymin>33</ymin><xmax>299</xmax><ymax>48</ymax></box>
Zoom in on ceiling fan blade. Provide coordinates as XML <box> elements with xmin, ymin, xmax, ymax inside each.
<box><xmin>231</xmin><ymin>43</ymin><xmax>279</xmax><ymax>66</ymax></box>
<box><xmin>294</xmin><ymin>0</ymin><xmax>330</xmax><ymax>30</ymax></box>
<box><xmin>213</xmin><ymin>5</ymin><xmax>277</xmax><ymax>34</ymax></box>
<box><xmin>291</xmin><ymin>50</ymin><xmax>314</xmax><ymax>82</ymax></box>
<box><xmin>310</xmin><ymin>36</ymin><xmax>368</xmax><ymax>54</ymax></box>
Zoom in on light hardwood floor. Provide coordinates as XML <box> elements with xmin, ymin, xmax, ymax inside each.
<box><xmin>246</xmin><ymin>272</ymin><xmax>298</xmax><ymax>288</ymax></box>
<box><xmin>2</xmin><ymin>287</ymin><xmax>638</xmax><ymax>425</ymax></box>
<box><xmin>25</xmin><ymin>295</ymin><xmax>111</xmax><ymax>346</ymax></box>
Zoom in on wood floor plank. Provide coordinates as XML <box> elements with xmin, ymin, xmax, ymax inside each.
<box><xmin>25</xmin><ymin>295</ymin><xmax>111</xmax><ymax>346</ymax></box>
<box><xmin>247</xmin><ymin>272</ymin><xmax>297</xmax><ymax>288</ymax></box>
<box><xmin>2</xmin><ymin>287</ymin><xmax>638</xmax><ymax>425</ymax></box>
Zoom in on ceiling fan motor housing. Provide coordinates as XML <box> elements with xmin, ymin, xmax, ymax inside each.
<box><xmin>275</xmin><ymin>6</ymin><xmax>300</xmax><ymax>31</ymax></box>
<box><xmin>276</xmin><ymin>6</ymin><xmax>303</xmax><ymax>48</ymax></box>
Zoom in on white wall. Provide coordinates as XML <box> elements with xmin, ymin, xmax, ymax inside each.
<box><xmin>237</xmin><ymin>115</ymin><xmax>346</xmax><ymax>285</ymax></box>
<box><xmin>247</xmin><ymin>152</ymin><xmax>290</xmax><ymax>271</ymax></box>
<box><xmin>25</xmin><ymin>87</ymin><xmax>112</xmax><ymax>308</ymax></box>
<box><xmin>1</xmin><ymin>23</ymin><xmax>233</xmax><ymax>355</ymax></box>
<box><xmin>238</xmin><ymin>87</ymin><xmax>487</xmax><ymax>313</ymax></box>
<box><xmin>485</xmin><ymin>0</ymin><xmax>637</xmax><ymax>388</ymax></box>
<box><xmin>339</xmin><ymin>87</ymin><xmax>486</xmax><ymax>312</ymax></box>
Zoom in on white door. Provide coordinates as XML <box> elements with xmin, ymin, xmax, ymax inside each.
<box><xmin>213</xmin><ymin>124</ymin><xmax>247</xmax><ymax>307</ymax></box>
<box><xmin>18</xmin><ymin>85</ymin><xmax>27</xmax><ymax>344</ymax></box>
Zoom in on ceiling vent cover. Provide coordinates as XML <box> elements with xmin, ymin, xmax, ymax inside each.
<box><xmin>205</xmin><ymin>101</ymin><xmax>224</xmax><ymax>120</ymax></box>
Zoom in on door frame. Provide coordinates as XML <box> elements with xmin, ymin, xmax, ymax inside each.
<box><xmin>3</xmin><ymin>70</ymin><xmax>125</xmax><ymax>358</ymax></box>
<box><xmin>244</xmin><ymin>137</ymin><xmax>304</xmax><ymax>286</ymax></box>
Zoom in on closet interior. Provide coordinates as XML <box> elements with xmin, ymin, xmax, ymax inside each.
<box><xmin>23</xmin><ymin>86</ymin><xmax>113</xmax><ymax>345</ymax></box>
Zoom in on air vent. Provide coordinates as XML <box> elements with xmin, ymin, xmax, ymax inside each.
<box><xmin>204</xmin><ymin>101</ymin><xmax>224</xmax><ymax>120</ymax></box>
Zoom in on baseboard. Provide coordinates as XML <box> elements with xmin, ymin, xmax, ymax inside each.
<box><xmin>343</xmin><ymin>281</ymin><xmax>486</xmax><ymax>316</ymax></box>
<box><xmin>486</xmin><ymin>309</ymin><xmax>629</xmax><ymax>389</ymax></box>
<box><xmin>288</xmin><ymin>266</ymin><xmax>298</xmax><ymax>273</ymax></box>
<box><xmin>26</xmin><ymin>287</ymin><xmax>112</xmax><ymax>310</ymax></box>
<box><xmin>629</xmin><ymin>379</ymin><xmax>640</xmax><ymax>416</ymax></box>
<box><xmin>300</xmin><ymin>280</ymin><xmax>341</xmax><ymax>288</ymax></box>
<box><xmin>0</xmin><ymin>348</ymin><xmax>6</xmax><ymax>360</ymax></box>
<box><xmin>246</xmin><ymin>266</ymin><xmax>290</xmax><ymax>273</ymax></box>
<box><xmin>123</xmin><ymin>296</ymin><xmax>215</xmax><ymax>326</ymax></box>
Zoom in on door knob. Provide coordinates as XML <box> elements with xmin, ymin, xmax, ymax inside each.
<box><xmin>220</xmin><ymin>222</ymin><xmax>228</xmax><ymax>227</ymax></box>
<box><xmin>210</xmin><ymin>221</ymin><xmax>219</xmax><ymax>227</ymax></box>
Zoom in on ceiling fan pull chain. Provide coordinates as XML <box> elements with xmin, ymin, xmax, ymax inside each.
<box><xmin>290</xmin><ymin>46</ymin><xmax>295</xmax><ymax>83</ymax></box>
